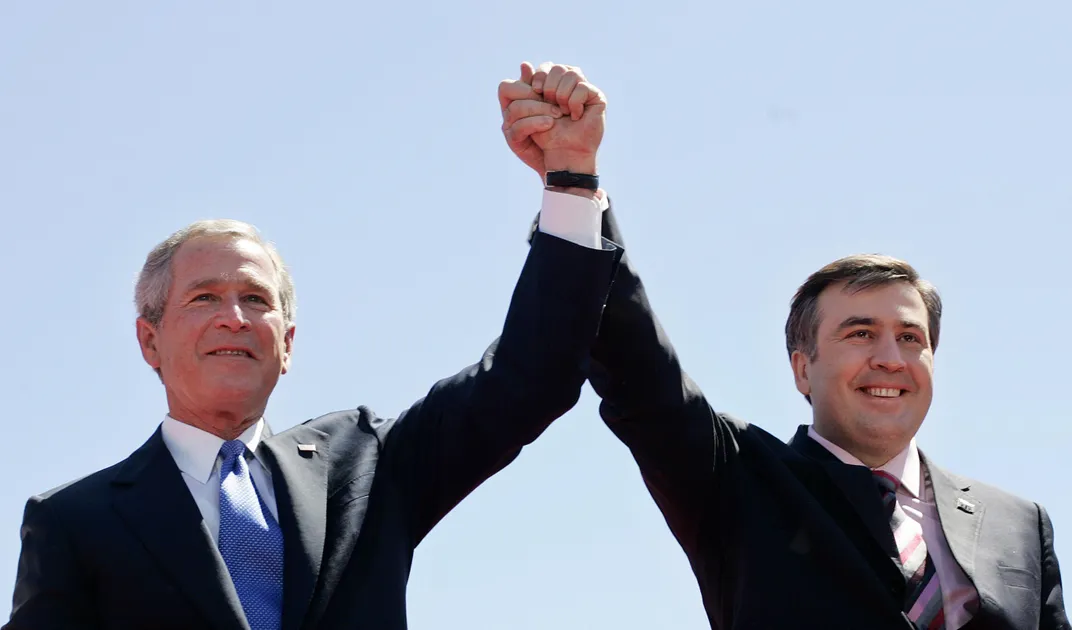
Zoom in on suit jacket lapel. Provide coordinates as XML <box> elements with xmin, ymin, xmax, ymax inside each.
<box><xmin>111</xmin><ymin>427</ymin><xmax>249</xmax><ymax>630</ymax></box>
<box><xmin>924</xmin><ymin>455</ymin><xmax>987</xmax><ymax>599</ymax></box>
<box><xmin>260</xmin><ymin>425</ymin><xmax>330</xmax><ymax>630</ymax></box>
<box><xmin>788</xmin><ymin>428</ymin><xmax>900</xmax><ymax>557</ymax></box>
<box><xmin>772</xmin><ymin>451</ymin><xmax>903</xmax><ymax>615</ymax></box>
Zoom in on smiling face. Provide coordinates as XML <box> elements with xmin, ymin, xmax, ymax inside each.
<box><xmin>791</xmin><ymin>281</ymin><xmax>934</xmax><ymax>466</ymax></box>
<box><xmin>136</xmin><ymin>235</ymin><xmax>294</xmax><ymax>433</ymax></box>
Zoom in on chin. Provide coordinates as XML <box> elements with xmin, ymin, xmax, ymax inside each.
<box><xmin>203</xmin><ymin>379</ymin><xmax>271</xmax><ymax>407</ymax></box>
<box><xmin>857</xmin><ymin>415</ymin><xmax>922</xmax><ymax>444</ymax></box>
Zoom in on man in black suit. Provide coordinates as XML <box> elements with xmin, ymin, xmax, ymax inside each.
<box><xmin>513</xmin><ymin>62</ymin><xmax>1068</xmax><ymax>630</ymax></box>
<box><xmin>5</xmin><ymin>62</ymin><xmax>618</xmax><ymax>630</ymax></box>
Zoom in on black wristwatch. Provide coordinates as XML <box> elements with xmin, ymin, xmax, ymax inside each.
<box><xmin>545</xmin><ymin>170</ymin><xmax>599</xmax><ymax>191</ymax></box>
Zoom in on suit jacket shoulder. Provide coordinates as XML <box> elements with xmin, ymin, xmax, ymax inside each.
<box><xmin>295</xmin><ymin>407</ymin><xmax>389</xmax><ymax>493</ymax></box>
<box><xmin>927</xmin><ymin>460</ymin><xmax>1038</xmax><ymax>511</ymax></box>
<box><xmin>28</xmin><ymin>431</ymin><xmax>158</xmax><ymax>524</ymax></box>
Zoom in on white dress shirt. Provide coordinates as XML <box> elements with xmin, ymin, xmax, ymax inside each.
<box><xmin>161</xmin><ymin>415</ymin><xmax>279</xmax><ymax>543</ymax></box>
<box><xmin>537</xmin><ymin>189</ymin><xmax>609</xmax><ymax>249</ymax></box>
<box><xmin>807</xmin><ymin>426</ymin><xmax>979</xmax><ymax>629</ymax></box>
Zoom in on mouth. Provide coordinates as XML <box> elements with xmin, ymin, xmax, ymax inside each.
<box><xmin>207</xmin><ymin>348</ymin><xmax>255</xmax><ymax>359</ymax></box>
<box><xmin>858</xmin><ymin>386</ymin><xmax>905</xmax><ymax>398</ymax></box>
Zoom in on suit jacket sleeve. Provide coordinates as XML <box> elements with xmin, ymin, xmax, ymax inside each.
<box><xmin>1039</xmin><ymin>503</ymin><xmax>1070</xmax><ymax>630</ymax></box>
<box><xmin>583</xmin><ymin>205</ymin><xmax>738</xmax><ymax>554</ymax></box>
<box><xmin>5</xmin><ymin>495</ymin><xmax>98</xmax><ymax>629</ymax></box>
<box><xmin>382</xmin><ymin>229</ymin><xmax>622</xmax><ymax>544</ymax></box>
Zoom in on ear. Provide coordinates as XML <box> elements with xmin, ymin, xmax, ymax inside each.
<box><xmin>280</xmin><ymin>324</ymin><xmax>296</xmax><ymax>375</ymax></box>
<box><xmin>790</xmin><ymin>349</ymin><xmax>812</xmax><ymax>398</ymax></box>
<box><xmin>136</xmin><ymin>317</ymin><xmax>162</xmax><ymax>371</ymax></box>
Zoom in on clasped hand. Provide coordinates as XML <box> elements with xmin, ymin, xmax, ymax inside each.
<box><xmin>498</xmin><ymin>62</ymin><xmax>606</xmax><ymax>180</ymax></box>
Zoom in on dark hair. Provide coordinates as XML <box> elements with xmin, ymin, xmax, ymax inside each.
<box><xmin>785</xmin><ymin>254</ymin><xmax>942</xmax><ymax>362</ymax></box>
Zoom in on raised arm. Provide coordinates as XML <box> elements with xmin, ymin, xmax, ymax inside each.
<box><xmin>502</xmin><ymin>63</ymin><xmax>745</xmax><ymax>553</ymax></box>
<box><xmin>382</xmin><ymin>62</ymin><xmax>623</xmax><ymax>543</ymax></box>
<box><xmin>586</xmin><ymin>204</ymin><xmax>745</xmax><ymax>552</ymax></box>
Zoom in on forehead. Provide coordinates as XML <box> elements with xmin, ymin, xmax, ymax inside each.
<box><xmin>170</xmin><ymin>236</ymin><xmax>278</xmax><ymax>289</ymax></box>
<box><xmin>817</xmin><ymin>281</ymin><xmax>928</xmax><ymax>329</ymax></box>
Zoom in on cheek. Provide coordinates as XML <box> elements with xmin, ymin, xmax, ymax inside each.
<box><xmin>159</xmin><ymin>317</ymin><xmax>207</xmax><ymax>367</ymax></box>
<box><xmin>808</xmin><ymin>362</ymin><xmax>840</xmax><ymax>396</ymax></box>
<box><xmin>825</xmin><ymin>355</ymin><xmax>865</xmax><ymax>385</ymax></box>
<box><xmin>910</xmin><ymin>352</ymin><xmax>934</xmax><ymax>384</ymax></box>
<box><xmin>914</xmin><ymin>366</ymin><xmax>934</xmax><ymax>392</ymax></box>
<box><xmin>256</xmin><ymin>321</ymin><xmax>289</xmax><ymax>355</ymax></box>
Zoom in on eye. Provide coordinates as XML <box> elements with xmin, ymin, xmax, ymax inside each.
<box><xmin>192</xmin><ymin>293</ymin><xmax>215</xmax><ymax>302</ymax></box>
<box><xmin>900</xmin><ymin>332</ymin><xmax>921</xmax><ymax>343</ymax></box>
<box><xmin>244</xmin><ymin>294</ymin><xmax>268</xmax><ymax>305</ymax></box>
<box><xmin>849</xmin><ymin>330</ymin><xmax>872</xmax><ymax>339</ymax></box>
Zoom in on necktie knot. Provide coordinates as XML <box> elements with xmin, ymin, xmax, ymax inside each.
<box><xmin>872</xmin><ymin>469</ymin><xmax>899</xmax><ymax>496</ymax></box>
<box><xmin>220</xmin><ymin>439</ymin><xmax>247</xmax><ymax>463</ymax></box>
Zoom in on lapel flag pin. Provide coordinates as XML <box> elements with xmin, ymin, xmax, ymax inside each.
<box><xmin>956</xmin><ymin>498</ymin><xmax>975</xmax><ymax>514</ymax></box>
<box><xmin>297</xmin><ymin>444</ymin><xmax>317</xmax><ymax>454</ymax></box>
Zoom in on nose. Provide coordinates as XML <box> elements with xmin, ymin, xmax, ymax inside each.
<box><xmin>869</xmin><ymin>332</ymin><xmax>906</xmax><ymax>372</ymax></box>
<box><xmin>215</xmin><ymin>297</ymin><xmax>251</xmax><ymax>332</ymax></box>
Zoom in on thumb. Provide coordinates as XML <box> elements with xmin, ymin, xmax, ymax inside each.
<box><xmin>520</xmin><ymin>62</ymin><xmax>535</xmax><ymax>84</ymax></box>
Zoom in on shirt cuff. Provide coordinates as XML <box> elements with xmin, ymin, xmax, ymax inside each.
<box><xmin>537</xmin><ymin>189</ymin><xmax>608</xmax><ymax>250</ymax></box>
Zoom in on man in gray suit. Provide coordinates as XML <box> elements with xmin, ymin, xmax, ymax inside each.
<box><xmin>509</xmin><ymin>61</ymin><xmax>1068</xmax><ymax>629</ymax></box>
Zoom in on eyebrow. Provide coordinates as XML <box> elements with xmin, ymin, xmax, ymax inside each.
<box><xmin>181</xmin><ymin>276</ymin><xmax>277</xmax><ymax>299</ymax></box>
<box><xmin>835</xmin><ymin>316</ymin><xmax>926</xmax><ymax>333</ymax></box>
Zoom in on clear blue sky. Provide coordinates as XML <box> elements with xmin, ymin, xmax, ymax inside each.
<box><xmin>1</xmin><ymin>2</ymin><xmax>1069</xmax><ymax>627</ymax></box>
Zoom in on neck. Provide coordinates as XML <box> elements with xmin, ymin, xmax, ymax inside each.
<box><xmin>810</xmin><ymin>423</ymin><xmax>904</xmax><ymax>469</ymax></box>
<box><xmin>166</xmin><ymin>395</ymin><xmax>264</xmax><ymax>440</ymax></box>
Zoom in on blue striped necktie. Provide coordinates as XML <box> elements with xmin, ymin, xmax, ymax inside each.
<box><xmin>218</xmin><ymin>440</ymin><xmax>284</xmax><ymax>630</ymax></box>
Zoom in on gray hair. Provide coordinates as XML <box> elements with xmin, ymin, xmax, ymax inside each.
<box><xmin>135</xmin><ymin>219</ymin><xmax>296</xmax><ymax>327</ymax></box>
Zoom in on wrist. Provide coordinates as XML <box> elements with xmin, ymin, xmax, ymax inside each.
<box><xmin>543</xmin><ymin>150</ymin><xmax>598</xmax><ymax>175</ymax></box>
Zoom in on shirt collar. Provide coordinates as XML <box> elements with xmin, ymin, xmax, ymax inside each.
<box><xmin>806</xmin><ymin>425</ymin><xmax>921</xmax><ymax>498</ymax></box>
<box><xmin>161</xmin><ymin>415</ymin><xmax>267</xmax><ymax>484</ymax></box>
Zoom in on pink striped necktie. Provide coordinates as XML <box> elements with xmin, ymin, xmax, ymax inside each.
<box><xmin>873</xmin><ymin>470</ymin><xmax>946</xmax><ymax>629</ymax></box>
